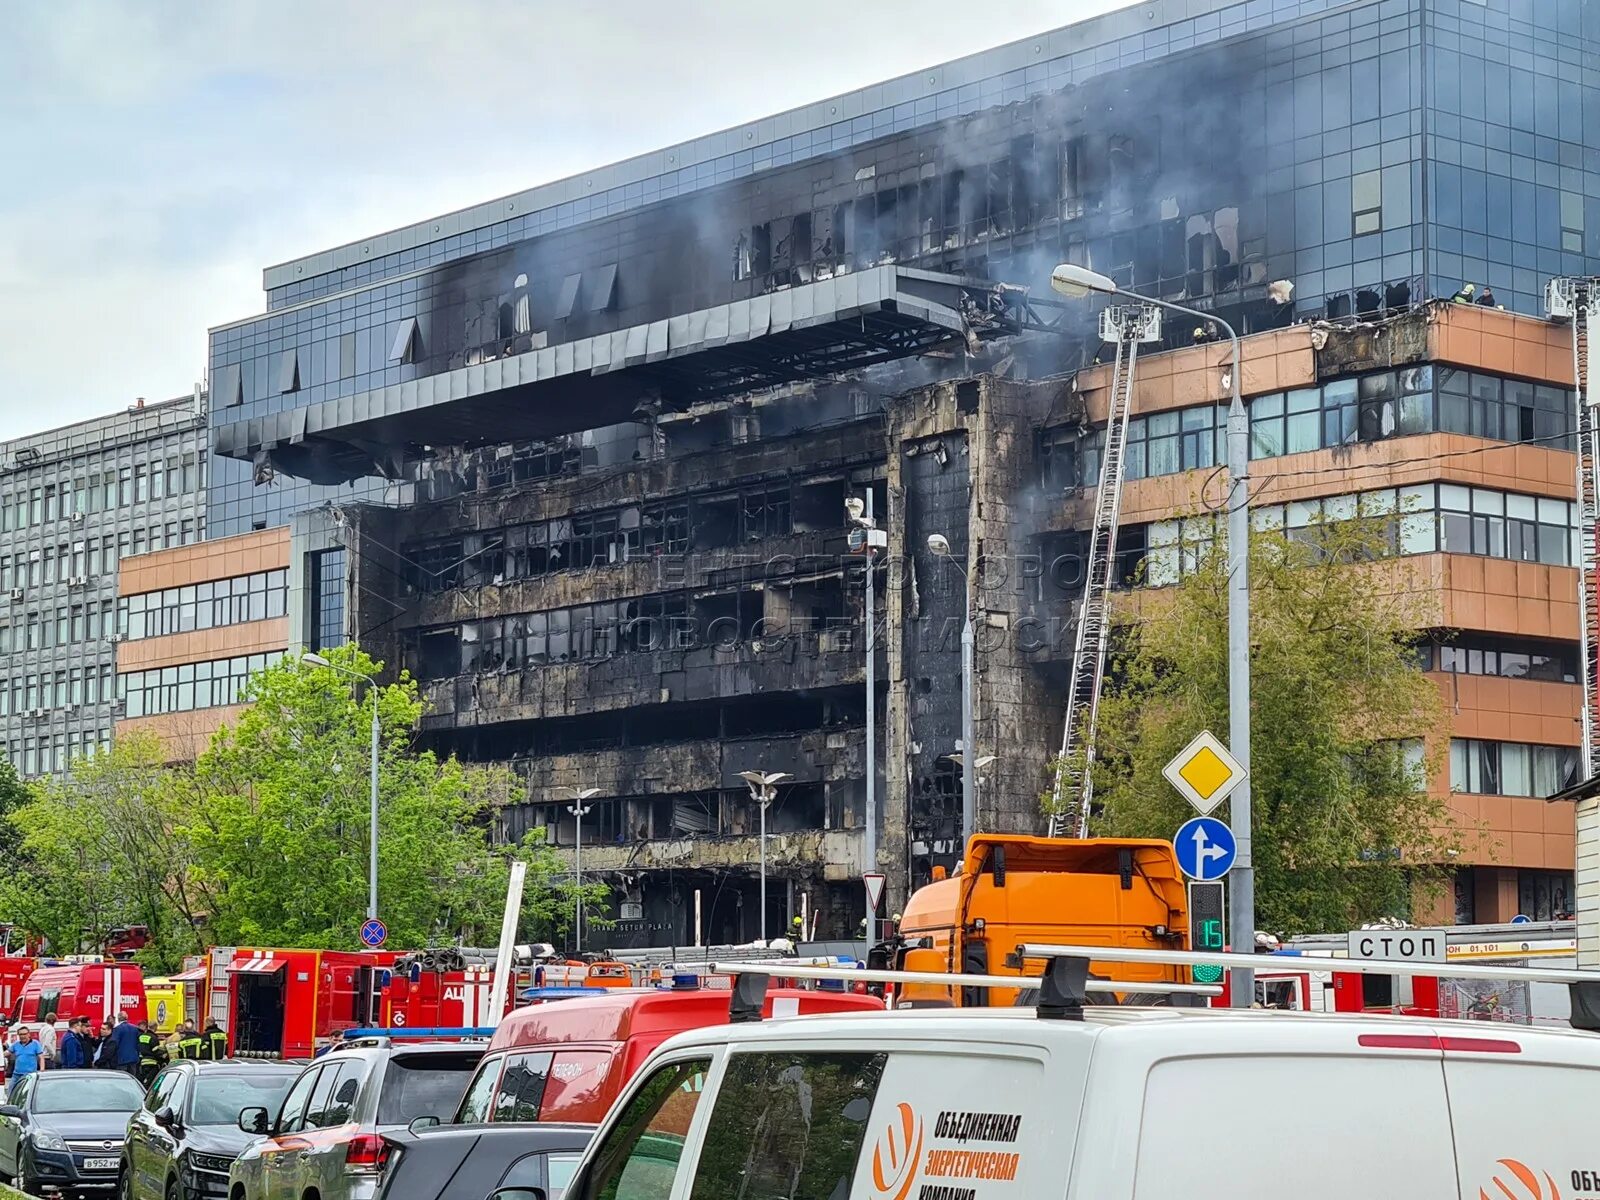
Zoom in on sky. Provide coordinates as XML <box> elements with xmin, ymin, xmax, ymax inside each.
<box><xmin>0</xmin><ymin>0</ymin><xmax>1132</xmax><ymax>441</ymax></box>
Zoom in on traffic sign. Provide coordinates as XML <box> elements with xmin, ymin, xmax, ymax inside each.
<box><xmin>863</xmin><ymin>872</ymin><xmax>886</xmax><ymax>913</ymax></box>
<box><xmin>1346</xmin><ymin>927</ymin><xmax>1446</xmax><ymax>963</ymax></box>
<box><xmin>1510</xmin><ymin>914</ymin><xmax>1532</xmax><ymax>924</ymax></box>
<box><xmin>1162</xmin><ymin>730</ymin><xmax>1246</xmax><ymax>816</ymax></box>
<box><xmin>1187</xmin><ymin>881</ymin><xmax>1227</xmax><ymax>984</ymax></box>
<box><xmin>1173</xmin><ymin>816</ymin><xmax>1236</xmax><ymax>881</ymax></box>
<box><xmin>360</xmin><ymin>918</ymin><xmax>388</xmax><ymax>948</ymax></box>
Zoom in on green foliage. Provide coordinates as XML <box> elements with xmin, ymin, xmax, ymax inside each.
<box><xmin>186</xmin><ymin>644</ymin><xmax>591</xmax><ymax>949</ymax></box>
<box><xmin>0</xmin><ymin>646</ymin><xmax>598</xmax><ymax>958</ymax></box>
<box><xmin>1069</xmin><ymin>516</ymin><xmax>1470</xmax><ymax>935</ymax></box>
<box><xmin>0</xmin><ymin>733</ymin><xmax>205</xmax><ymax>969</ymax></box>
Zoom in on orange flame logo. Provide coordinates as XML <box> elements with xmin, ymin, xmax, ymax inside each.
<box><xmin>871</xmin><ymin>1102</ymin><xmax>923</xmax><ymax>1200</ymax></box>
<box><xmin>1482</xmin><ymin>1160</ymin><xmax>1562</xmax><ymax>1200</ymax></box>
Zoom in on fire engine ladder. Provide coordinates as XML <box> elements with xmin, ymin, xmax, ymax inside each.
<box><xmin>1547</xmin><ymin>278</ymin><xmax>1600</xmax><ymax>778</ymax></box>
<box><xmin>1047</xmin><ymin>303</ymin><xmax>1162</xmax><ymax>839</ymax></box>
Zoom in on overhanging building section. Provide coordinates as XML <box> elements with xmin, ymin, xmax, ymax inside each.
<box><xmin>213</xmin><ymin>268</ymin><xmax>1053</xmax><ymax>484</ymax></box>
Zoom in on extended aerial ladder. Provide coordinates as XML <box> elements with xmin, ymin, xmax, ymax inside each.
<box><xmin>1047</xmin><ymin>304</ymin><xmax>1163</xmax><ymax>838</ymax></box>
<box><xmin>1547</xmin><ymin>277</ymin><xmax>1600</xmax><ymax>970</ymax></box>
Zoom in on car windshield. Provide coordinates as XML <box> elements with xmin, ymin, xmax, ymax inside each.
<box><xmin>189</xmin><ymin>1073</ymin><xmax>299</xmax><ymax>1126</ymax></box>
<box><xmin>375</xmin><ymin>1054</ymin><xmax>480</xmax><ymax>1126</ymax></box>
<box><xmin>33</xmin><ymin>1074</ymin><xmax>145</xmax><ymax>1114</ymax></box>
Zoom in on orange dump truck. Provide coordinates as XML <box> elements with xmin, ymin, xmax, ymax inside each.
<box><xmin>893</xmin><ymin>834</ymin><xmax>1192</xmax><ymax>1005</ymax></box>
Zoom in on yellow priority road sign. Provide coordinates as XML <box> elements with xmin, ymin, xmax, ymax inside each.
<box><xmin>1162</xmin><ymin>730</ymin><xmax>1246</xmax><ymax>816</ymax></box>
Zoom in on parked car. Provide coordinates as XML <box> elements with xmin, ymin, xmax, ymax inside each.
<box><xmin>0</xmin><ymin>1068</ymin><xmax>146</xmax><ymax>1195</ymax></box>
<box><xmin>228</xmin><ymin>1038</ymin><xmax>482</xmax><ymax>1200</ymax></box>
<box><xmin>375</xmin><ymin>1122</ymin><xmax>592</xmax><ymax>1200</ymax></box>
<box><xmin>120</xmin><ymin>1059</ymin><xmax>301</xmax><ymax>1200</ymax></box>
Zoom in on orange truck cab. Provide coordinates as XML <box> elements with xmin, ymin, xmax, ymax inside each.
<box><xmin>895</xmin><ymin>834</ymin><xmax>1191</xmax><ymax>1004</ymax></box>
<box><xmin>452</xmin><ymin>983</ymin><xmax>884</xmax><ymax>1125</ymax></box>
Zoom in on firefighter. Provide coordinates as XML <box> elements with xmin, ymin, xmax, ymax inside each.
<box><xmin>789</xmin><ymin>916</ymin><xmax>804</xmax><ymax>943</ymax></box>
<box><xmin>1451</xmin><ymin>282</ymin><xmax>1477</xmax><ymax>303</ymax></box>
<box><xmin>136</xmin><ymin>1020</ymin><xmax>167</xmax><ymax>1086</ymax></box>
<box><xmin>174</xmin><ymin>1021</ymin><xmax>204</xmax><ymax>1061</ymax></box>
<box><xmin>199</xmin><ymin>1018</ymin><xmax>229</xmax><ymax>1061</ymax></box>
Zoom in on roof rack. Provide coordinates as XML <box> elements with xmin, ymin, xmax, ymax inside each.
<box><xmin>1013</xmin><ymin>943</ymin><xmax>1600</xmax><ymax>1033</ymax></box>
<box><xmin>706</xmin><ymin>960</ymin><xmax>1221</xmax><ymax>1023</ymax></box>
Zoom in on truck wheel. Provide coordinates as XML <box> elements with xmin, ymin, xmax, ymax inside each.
<box><xmin>166</xmin><ymin>1175</ymin><xmax>182</xmax><ymax>1200</ymax></box>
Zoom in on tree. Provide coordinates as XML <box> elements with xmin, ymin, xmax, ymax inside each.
<box><xmin>187</xmin><ymin>644</ymin><xmax>594</xmax><ymax>949</ymax></box>
<box><xmin>1076</xmin><ymin>516</ymin><xmax>1471</xmax><ymax>935</ymax></box>
<box><xmin>0</xmin><ymin>733</ymin><xmax>206</xmax><ymax>968</ymax></box>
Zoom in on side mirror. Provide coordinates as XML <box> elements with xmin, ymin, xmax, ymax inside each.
<box><xmin>154</xmin><ymin>1106</ymin><xmax>180</xmax><ymax>1132</ymax></box>
<box><xmin>407</xmin><ymin>1115</ymin><xmax>441</xmax><ymax>1134</ymax></box>
<box><xmin>237</xmin><ymin>1106</ymin><xmax>270</xmax><ymax>1135</ymax></box>
<box><xmin>489</xmin><ymin>1190</ymin><xmax>545</xmax><ymax>1200</ymax></box>
<box><xmin>0</xmin><ymin>1106</ymin><xmax>21</xmax><ymax>1120</ymax></box>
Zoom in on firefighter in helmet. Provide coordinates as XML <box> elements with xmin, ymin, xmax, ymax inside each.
<box><xmin>174</xmin><ymin>1021</ymin><xmax>204</xmax><ymax>1061</ymax></box>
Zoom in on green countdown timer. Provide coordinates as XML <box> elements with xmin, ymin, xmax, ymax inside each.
<box><xmin>1187</xmin><ymin>881</ymin><xmax>1227</xmax><ymax>988</ymax></box>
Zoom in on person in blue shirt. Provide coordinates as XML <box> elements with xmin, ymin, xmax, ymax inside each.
<box><xmin>6</xmin><ymin>1026</ymin><xmax>46</xmax><ymax>1095</ymax></box>
<box><xmin>57</xmin><ymin>1018</ymin><xmax>91</xmax><ymax>1069</ymax></box>
<box><xmin>110</xmin><ymin>1013</ymin><xmax>142</xmax><ymax>1077</ymax></box>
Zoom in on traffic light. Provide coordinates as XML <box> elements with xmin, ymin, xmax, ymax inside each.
<box><xmin>1187</xmin><ymin>881</ymin><xmax>1226</xmax><ymax>984</ymax></box>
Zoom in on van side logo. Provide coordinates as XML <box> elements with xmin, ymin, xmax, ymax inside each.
<box><xmin>1482</xmin><ymin>1159</ymin><xmax>1562</xmax><ymax>1200</ymax></box>
<box><xmin>871</xmin><ymin>1103</ymin><xmax>923</xmax><ymax>1200</ymax></box>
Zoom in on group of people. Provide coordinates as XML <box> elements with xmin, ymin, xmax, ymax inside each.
<box><xmin>3</xmin><ymin>1012</ymin><xmax>230</xmax><ymax>1094</ymax></box>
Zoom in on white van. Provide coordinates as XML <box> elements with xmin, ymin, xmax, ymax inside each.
<box><xmin>539</xmin><ymin>1003</ymin><xmax>1598</xmax><ymax>1200</ymax></box>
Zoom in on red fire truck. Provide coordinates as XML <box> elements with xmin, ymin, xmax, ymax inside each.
<box><xmin>0</xmin><ymin>958</ymin><xmax>35</xmax><ymax>1018</ymax></box>
<box><xmin>175</xmin><ymin>947</ymin><xmax>397</xmax><ymax>1059</ymax></box>
<box><xmin>1217</xmin><ymin>920</ymin><xmax>1577</xmax><ymax>1027</ymax></box>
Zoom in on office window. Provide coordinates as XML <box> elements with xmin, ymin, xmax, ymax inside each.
<box><xmin>1450</xmin><ymin>739</ymin><xmax>1578</xmax><ymax>798</ymax></box>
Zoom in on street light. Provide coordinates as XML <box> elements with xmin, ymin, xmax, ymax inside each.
<box><xmin>1049</xmin><ymin>260</ymin><xmax>1255</xmax><ymax>1008</ymax></box>
<box><xmin>555</xmin><ymin>787</ymin><xmax>602</xmax><ymax>952</ymax></box>
<box><xmin>737</xmin><ymin>770</ymin><xmax>790</xmax><ymax>941</ymax></box>
<box><xmin>299</xmin><ymin>652</ymin><xmax>381</xmax><ymax>922</ymax></box>
<box><xmin>927</xmin><ymin>534</ymin><xmax>978</xmax><ymax>847</ymax></box>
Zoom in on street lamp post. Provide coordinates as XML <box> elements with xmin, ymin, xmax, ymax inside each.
<box><xmin>556</xmin><ymin>787</ymin><xmax>601</xmax><ymax>952</ymax></box>
<box><xmin>1049</xmin><ymin>263</ymin><xmax>1254</xmax><ymax>1007</ymax></box>
<box><xmin>299</xmin><ymin>652</ymin><xmax>381</xmax><ymax>922</ymax></box>
<box><xmin>927</xmin><ymin>534</ymin><xmax>978</xmax><ymax>846</ymax></box>
<box><xmin>737</xmin><ymin>771</ymin><xmax>790</xmax><ymax>940</ymax></box>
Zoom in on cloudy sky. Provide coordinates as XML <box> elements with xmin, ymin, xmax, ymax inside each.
<box><xmin>0</xmin><ymin>1</ymin><xmax>1130</xmax><ymax>441</ymax></box>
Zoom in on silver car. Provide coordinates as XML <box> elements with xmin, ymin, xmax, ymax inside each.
<box><xmin>228</xmin><ymin>1040</ymin><xmax>482</xmax><ymax>1200</ymax></box>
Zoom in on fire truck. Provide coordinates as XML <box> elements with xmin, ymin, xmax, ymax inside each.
<box><xmin>0</xmin><ymin>958</ymin><xmax>35</xmax><ymax>1017</ymax></box>
<box><xmin>1218</xmin><ymin>920</ymin><xmax>1577</xmax><ymax>1027</ymax></box>
<box><xmin>176</xmin><ymin>947</ymin><xmax>398</xmax><ymax>1058</ymax></box>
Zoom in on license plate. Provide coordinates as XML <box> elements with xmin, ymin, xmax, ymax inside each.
<box><xmin>83</xmin><ymin>1157</ymin><xmax>119</xmax><ymax>1170</ymax></box>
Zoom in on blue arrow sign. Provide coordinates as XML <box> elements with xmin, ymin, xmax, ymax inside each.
<box><xmin>1510</xmin><ymin>914</ymin><xmax>1531</xmax><ymax>925</ymax></box>
<box><xmin>1174</xmin><ymin>816</ymin><xmax>1236</xmax><ymax>881</ymax></box>
<box><xmin>360</xmin><ymin>918</ymin><xmax>388</xmax><ymax>948</ymax></box>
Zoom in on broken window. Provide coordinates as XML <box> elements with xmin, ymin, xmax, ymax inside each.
<box><xmin>416</xmin><ymin>629</ymin><xmax>458</xmax><ymax>680</ymax></box>
<box><xmin>750</xmin><ymin>223</ymin><xmax>772</xmax><ymax>279</ymax></box>
<box><xmin>1352</xmin><ymin>170</ymin><xmax>1383</xmax><ymax>236</ymax></box>
<box><xmin>740</xmin><ymin>487</ymin><xmax>791</xmax><ymax>541</ymax></box>
<box><xmin>640</xmin><ymin>502</ymin><xmax>689</xmax><ymax>555</ymax></box>
<box><xmin>791</xmin><ymin>478</ymin><xmax>845</xmax><ymax>532</ymax></box>
<box><xmin>1062</xmin><ymin>136</ymin><xmax>1086</xmax><ymax>217</ymax></box>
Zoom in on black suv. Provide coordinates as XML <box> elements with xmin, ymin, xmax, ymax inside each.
<box><xmin>120</xmin><ymin>1060</ymin><xmax>301</xmax><ymax>1200</ymax></box>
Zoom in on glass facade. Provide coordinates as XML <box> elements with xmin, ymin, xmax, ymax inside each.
<box><xmin>117</xmin><ymin>569</ymin><xmax>288</xmax><ymax>641</ymax></box>
<box><xmin>118</xmin><ymin>652</ymin><xmax>286</xmax><ymax>719</ymax></box>
<box><xmin>208</xmin><ymin>0</ymin><xmax>1600</xmax><ymax>538</ymax></box>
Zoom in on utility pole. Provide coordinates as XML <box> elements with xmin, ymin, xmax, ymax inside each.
<box><xmin>738</xmin><ymin>771</ymin><xmax>789</xmax><ymax>941</ymax></box>
<box><xmin>849</xmin><ymin>492</ymin><xmax>886</xmax><ymax>935</ymax></box>
<box><xmin>558</xmin><ymin>787</ymin><xmax>600</xmax><ymax>953</ymax></box>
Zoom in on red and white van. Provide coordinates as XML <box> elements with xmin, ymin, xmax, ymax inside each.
<box><xmin>11</xmin><ymin>961</ymin><xmax>144</xmax><ymax>1031</ymax></box>
<box><xmin>450</xmin><ymin>983</ymin><xmax>883</xmax><ymax>1126</ymax></box>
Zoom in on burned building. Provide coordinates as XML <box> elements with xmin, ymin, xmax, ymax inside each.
<box><xmin>194</xmin><ymin>0</ymin><xmax>1600</xmax><ymax>940</ymax></box>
